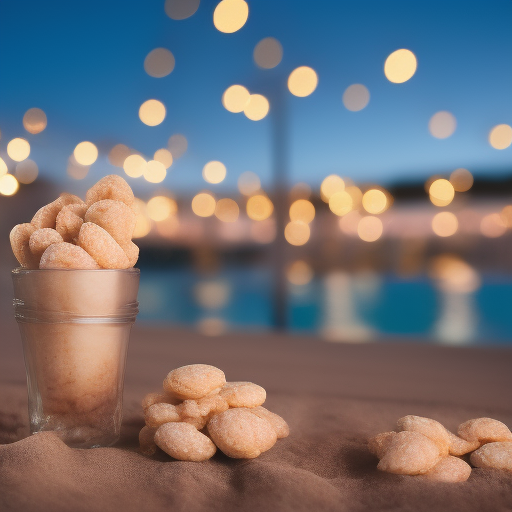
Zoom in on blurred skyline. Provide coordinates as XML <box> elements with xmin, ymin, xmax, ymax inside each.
<box><xmin>1</xmin><ymin>0</ymin><xmax>512</xmax><ymax>198</ymax></box>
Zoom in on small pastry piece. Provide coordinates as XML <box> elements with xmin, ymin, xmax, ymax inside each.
<box><xmin>470</xmin><ymin>442</ymin><xmax>512</xmax><ymax>471</ymax></box>
<box><xmin>397</xmin><ymin>415</ymin><xmax>450</xmax><ymax>456</ymax></box>
<box><xmin>29</xmin><ymin>228</ymin><xmax>63</xmax><ymax>265</ymax></box>
<box><xmin>421</xmin><ymin>456</ymin><xmax>471</xmax><ymax>482</ymax></box>
<box><xmin>39</xmin><ymin>242</ymin><xmax>100</xmax><ymax>269</ymax></box>
<box><xmin>458</xmin><ymin>418</ymin><xmax>512</xmax><ymax>444</ymax></box>
<box><xmin>163</xmin><ymin>364</ymin><xmax>226</xmax><ymax>400</ymax></box>
<box><xmin>85</xmin><ymin>174</ymin><xmax>134</xmax><ymax>207</ymax></box>
<box><xmin>10</xmin><ymin>223</ymin><xmax>38</xmax><ymax>268</ymax></box>
<box><xmin>219</xmin><ymin>382</ymin><xmax>266</xmax><ymax>408</ymax></box>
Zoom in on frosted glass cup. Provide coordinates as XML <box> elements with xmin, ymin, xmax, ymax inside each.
<box><xmin>12</xmin><ymin>268</ymin><xmax>139</xmax><ymax>448</ymax></box>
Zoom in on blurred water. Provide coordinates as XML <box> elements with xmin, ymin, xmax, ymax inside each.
<box><xmin>137</xmin><ymin>267</ymin><xmax>512</xmax><ymax>345</ymax></box>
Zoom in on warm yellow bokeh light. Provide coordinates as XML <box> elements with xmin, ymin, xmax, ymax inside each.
<box><xmin>480</xmin><ymin>213</ymin><xmax>507</xmax><ymax>238</ymax></box>
<box><xmin>243</xmin><ymin>94</ymin><xmax>270</xmax><ymax>121</ymax></box>
<box><xmin>23</xmin><ymin>108</ymin><xmax>47</xmax><ymax>134</ymax></box>
<box><xmin>133</xmin><ymin>217</ymin><xmax>152</xmax><ymax>238</ymax></box>
<box><xmin>253</xmin><ymin>37</ymin><xmax>283</xmax><ymax>69</ymax></box>
<box><xmin>329</xmin><ymin>191</ymin><xmax>353</xmax><ymax>217</ymax></box>
<box><xmin>73</xmin><ymin>141</ymin><xmax>98</xmax><ymax>166</ymax></box>
<box><xmin>320</xmin><ymin>174</ymin><xmax>345</xmax><ymax>202</ymax></box>
<box><xmin>342</xmin><ymin>84</ymin><xmax>370</xmax><ymax>112</ymax></box>
<box><xmin>213</xmin><ymin>0</ymin><xmax>248</xmax><ymax>33</ymax></box>
<box><xmin>15</xmin><ymin>159</ymin><xmax>38</xmax><ymax>184</ymax></box>
<box><xmin>147</xmin><ymin>196</ymin><xmax>177</xmax><ymax>221</ymax></box>
<box><xmin>429</xmin><ymin>111</ymin><xmax>456</xmax><ymax>139</ymax></box>
<box><xmin>429</xmin><ymin>179</ymin><xmax>455</xmax><ymax>207</ymax></box>
<box><xmin>7</xmin><ymin>138</ymin><xmax>30</xmax><ymax>162</ymax></box>
<box><xmin>144</xmin><ymin>48</ymin><xmax>175</xmax><ymax>78</ymax></box>
<box><xmin>489</xmin><ymin>124</ymin><xmax>512</xmax><ymax>150</ymax></box>
<box><xmin>384</xmin><ymin>49</ymin><xmax>417</xmax><ymax>83</ymax></box>
<box><xmin>144</xmin><ymin>160</ymin><xmax>167</xmax><ymax>183</ymax></box>
<box><xmin>192</xmin><ymin>192</ymin><xmax>216</xmax><ymax>217</ymax></box>
<box><xmin>222</xmin><ymin>85</ymin><xmax>250</xmax><ymax>113</ymax></box>
<box><xmin>362</xmin><ymin>189</ymin><xmax>388</xmax><ymax>214</ymax></box>
<box><xmin>139</xmin><ymin>99</ymin><xmax>166</xmax><ymax>126</ymax></box>
<box><xmin>286</xmin><ymin>260</ymin><xmax>313</xmax><ymax>286</ymax></box>
<box><xmin>284</xmin><ymin>220</ymin><xmax>310</xmax><ymax>246</ymax></box>
<box><xmin>0</xmin><ymin>174</ymin><xmax>19</xmax><ymax>196</ymax></box>
<box><xmin>288</xmin><ymin>66</ymin><xmax>318</xmax><ymax>97</ymax></box>
<box><xmin>346</xmin><ymin>185</ymin><xmax>363</xmax><ymax>208</ymax></box>
<box><xmin>154</xmin><ymin>148</ymin><xmax>173</xmax><ymax>169</ymax></box>
<box><xmin>123</xmin><ymin>154</ymin><xmax>146</xmax><ymax>178</ymax></box>
<box><xmin>432</xmin><ymin>212</ymin><xmax>458</xmax><ymax>237</ymax></box>
<box><xmin>109</xmin><ymin>144</ymin><xmax>132</xmax><ymax>167</ymax></box>
<box><xmin>215</xmin><ymin>198</ymin><xmax>239</xmax><ymax>222</ymax></box>
<box><xmin>358</xmin><ymin>216</ymin><xmax>383</xmax><ymax>242</ymax></box>
<box><xmin>165</xmin><ymin>0</ymin><xmax>200</xmax><ymax>20</ymax></box>
<box><xmin>450</xmin><ymin>168</ymin><xmax>473</xmax><ymax>192</ymax></box>
<box><xmin>289</xmin><ymin>199</ymin><xmax>315</xmax><ymax>224</ymax></box>
<box><xmin>238</xmin><ymin>171</ymin><xmax>261</xmax><ymax>195</ymax></box>
<box><xmin>203</xmin><ymin>161</ymin><xmax>227</xmax><ymax>184</ymax></box>
<box><xmin>246</xmin><ymin>194</ymin><xmax>273</xmax><ymax>221</ymax></box>
<box><xmin>0</xmin><ymin>157</ymin><xmax>7</xmax><ymax>176</ymax></box>
<box><xmin>67</xmin><ymin>156</ymin><xmax>89</xmax><ymax>180</ymax></box>
<box><xmin>500</xmin><ymin>205</ymin><xmax>512</xmax><ymax>228</ymax></box>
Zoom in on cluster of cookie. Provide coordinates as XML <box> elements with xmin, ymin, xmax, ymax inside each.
<box><xmin>10</xmin><ymin>175</ymin><xmax>139</xmax><ymax>269</ymax></box>
<box><xmin>140</xmin><ymin>364</ymin><xmax>289</xmax><ymax>461</ymax></box>
<box><xmin>369</xmin><ymin>415</ymin><xmax>512</xmax><ymax>481</ymax></box>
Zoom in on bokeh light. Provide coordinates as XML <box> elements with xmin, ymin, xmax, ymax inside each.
<box><xmin>500</xmin><ymin>205</ymin><xmax>512</xmax><ymax>228</ymax></box>
<box><xmin>238</xmin><ymin>171</ymin><xmax>260</xmax><ymax>195</ymax></box>
<box><xmin>192</xmin><ymin>192</ymin><xmax>216</xmax><ymax>217</ymax></box>
<box><xmin>346</xmin><ymin>185</ymin><xmax>363</xmax><ymax>208</ymax></box>
<box><xmin>246</xmin><ymin>194</ymin><xmax>273</xmax><ymax>221</ymax></box>
<box><xmin>288</xmin><ymin>66</ymin><xmax>318</xmax><ymax>97</ymax></box>
<box><xmin>215</xmin><ymin>198</ymin><xmax>239</xmax><ymax>222</ymax></box>
<box><xmin>154</xmin><ymin>148</ymin><xmax>173</xmax><ymax>169</ymax></box>
<box><xmin>144</xmin><ymin>48</ymin><xmax>175</xmax><ymax>78</ymax></box>
<box><xmin>15</xmin><ymin>159</ymin><xmax>38</xmax><ymax>184</ymax></box>
<box><xmin>139</xmin><ymin>99</ymin><xmax>166</xmax><ymax>126</ymax></box>
<box><xmin>338</xmin><ymin>210</ymin><xmax>362</xmax><ymax>236</ymax></box>
<box><xmin>222</xmin><ymin>85</ymin><xmax>250</xmax><ymax>113</ymax></box>
<box><xmin>195</xmin><ymin>280</ymin><xmax>231</xmax><ymax>309</ymax></box>
<box><xmin>358</xmin><ymin>216</ymin><xmax>383</xmax><ymax>242</ymax></box>
<box><xmin>23</xmin><ymin>108</ymin><xmax>47</xmax><ymax>134</ymax></box>
<box><xmin>7</xmin><ymin>138</ymin><xmax>30</xmax><ymax>162</ymax></box>
<box><xmin>164</xmin><ymin>0</ymin><xmax>200</xmax><ymax>20</ymax></box>
<box><xmin>384</xmin><ymin>49</ymin><xmax>417</xmax><ymax>83</ymax></box>
<box><xmin>168</xmin><ymin>134</ymin><xmax>188</xmax><ymax>158</ymax></box>
<box><xmin>203</xmin><ymin>161</ymin><xmax>227</xmax><ymax>184</ymax></box>
<box><xmin>0</xmin><ymin>157</ymin><xmax>8</xmax><ymax>176</ymax></box>
<box><xmin>253</xmin><ymin>37</ymin><xmax>283</xmax><ymax>69</ymax></box>
<box><xmin>489</xmin><ymin>124</ymin><xmax>512</xmax><ymax>150</ymax></box>
<box><xmin>213</xmin><ymin>0</ymin><xmax>248</xmax><ymax>33</ymax></box>
<box><xmin>243</xmin><ymin>94</ymin><xmax>269</xmax><ymax>121</ymax></box>
<box><xmin>342</xmin><ymin>84</ymin><xmax>370</xmax><ymax>111</ymax></box>
<box><xmin>432</xmin><ymin>211</ymin><xmax>458</xmax><ymax>237</ymax></box>
<box><xmin>289</xmin><ymin>199</ymin><xmax>315</xmax><ymax>224</ymax></box>
<box><xmin>67</xmin><ymin>156</ymin><xmax>89</xmax><ymax>180</ymax></box>
<box><xmin>430</xmin><ymin>255</ymin><xmax>481</xmax><ymax>294</ymax></box>
<box><xmin>480</xmin><ymin>213</ymin><xmax>507</xmax><ymax>238</ymax></box>
<box><xmin>429</xmin><ymin>179</ymin><xmax>455</xmax><ymax>207</ymax></box>
<box><xmin>429</xmin><ymin>111</ymin><xmax>457</xmax><ymax>139</ymax></box>
<box><xmin>147</xmin><ymin>196</ymin><xmax>177</xmax><ymax>221</ymax></box>
<box><xmin>144</xmin><ymin>160</ymin><xmax>167</xmax><ymax>183</ymax></box>
<box><xmin>0</xmin><ymin>174</ymin><xmax>19</xmax><ymax>196</ymax></box>
<box><xmin>450</xmin><ymin>168</ymin><xmax>473</xmax><ymax>192</ymax></box>
<box><xmin>286</xmin><ymin>260</ymin><xmax>313</xmax><ymax>286</ymax></box>
<box><xmin>284</xmin><ymin>220</ymin><xmax>310</xmax><ymax>246</ymax></box>
<box><xmin>329</xmin><ymin>191</ymin><xmax>353</xmax><ymax>216</ymax></box>
<box><xmin>132</xmin><ymin>199</ymin><xmax>152</xmax><ymax>238</ymax></box>
<box><xmin>109</xmin><ymin>144</ymin><xmax>132</xmax><ymax>167</ymax></box>
<box><xmin>123</xmin><ymin>154</ymin><xmax>146</xmax><ymax>178</ymax></box>
<box><xmin>73</xmin><ymin>141</ymin><xmax>98</xmax><ymax>166</ymax></box>
<box><xmin>362</xmin><ymin>189</ymin><xmax>388</xmax><ymax>214</ymax></box>
<box><xmin>320</xmin><ymin>174</ymin><xmax>345</xmax><ymax>202</ymax></box>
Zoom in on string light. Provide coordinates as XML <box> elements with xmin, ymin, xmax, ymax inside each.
<box><xmin>289</xmin><ymin>199</ymin><xmax>315</xmax><ymax>223</ymax></box>
<box><xmin>0</xmin><ymin>174</ymin><xmax>19</xmax><ymax>196</ymax></box>
<box><xmin>222</xmin><ymin>85</ymin><xmax>250</xmax><ymax>113</ymax></box>
<box><xmin>15</xmin><ymin>160</ymin><xmax>38</xmax><ymax>184</ymax></box>
<box><xmin>489</xmin><ymin>124</ymin><xmax>512</xmax><ymax>150</ymax></box>
<box><xmin>74</xmin><ymin>141</ymin><xmax>98</xmax><ymax>166</ymax></box>
<box><xmin>144</xmin><ymin>160</ymin><xmax>167</xmax><ymax>183</ymax></box>
<box><xmin>192</xmin><ymin>192</ymin><xmax>216</xmax><ymax>217</ymax></box>
<box><xmin>384</xmin><ymin>49</ymin><xmax>417</xmax><ymax>83</ymax></box>
<box><xmin>244</xmin><ymin>94</ymin><xmax>269</xmax><ymax>121</ymax></box>
<box><xmin>213</xmin><ymin>0</ymin><xmax>248</xmax><ymax>33</ymax></box>
<box><xmin>203</xmin><ymin>161</ymin><xmax>227</xmax><ymax>184</ymax></box>
<box><xmin>23</xmin><ymin>108</ymin><xmax>47</xmax><ymax>134</ymax></box>
<box><xmin>164</xmin><ymin>0</ymin><xmax>200</xmax><ymax>20</ymax></box>
<box><xmin>432</xmin><ymin>212</ymin><xmax>458</xmax><ymax>237</ymax></box>
<box><xmin>358</xmin><ymin>216</ymin><xmax>383</xmax><ymax>242</ymax></box>
<box><xmin>253</xmin><ymin>37</ymin><xmax>282</xmax><ymax>69</ymax></box>
<box><xmin>246</xmin><ymin>194</ymin><xmax>273</xmax><ymax>220</ymax></box>
<box><xmin>342</xmin><ymin>84</ymin><xmax>370</xmax><ymax>111</ymax></box>
<box><xmin>215</xmin><ymin>198</ymin><xmax>239</xmax><ymax>222</ymax></box>
<box><xmin>123</xmin><ymin>154</ymin><xmax>146</xmax><ymax>178</ymax></box>
<box><xmin>284</xmin><ymin>220</ymin><xmax>310</xmax><ymax>246</ymax></box>
<box><xmin>144</xmin><ymin>48</ymin><xmax>175</xmax><ymax>78</ymax></box>
<box><xmin>288</xmin><ymin>66</ymin><xmax>318</xmax><ymax>97</ymax></box>
<box><xmin>429</xmin><ymin>111</ymin><xmax>456</xmax><ymax>139</ymax></box>
<box><xmin>7</xmin><ymin>138</ymin><xmax>30</xmax><ymax>162</ymax></box>
<box><xmin>139</xmin><ymin>99</ymin><xmax>166</xmax><ymax>126</ymax></box>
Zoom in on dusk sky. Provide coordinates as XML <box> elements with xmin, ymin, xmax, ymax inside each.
<box><xmin>0</xmin><ymin>0</ymin><xmax>511</xmax><ymax>197</ymax></box>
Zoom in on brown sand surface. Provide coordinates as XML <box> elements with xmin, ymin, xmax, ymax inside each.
<box><xmin>1</xmin><ymin>322</ymin><xmax>512</xmax><ymax>512</ymax></box>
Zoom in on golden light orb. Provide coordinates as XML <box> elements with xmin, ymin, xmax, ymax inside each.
<box><xmin>284</xmin><ymin>220</ymin><xmax>310</xmax><ymax>246</ymax></box>
<box><xmin>429</xmin><ymin>111</ymin><xmax>457</xmax><ymax>139</ymax></box>
<box><xmin>123</xmin><ymin>154</ymin><xmax>146</xmax><ymax>178</ymax></box>
<box><xmin>238</xmin><ymin>171</ymin><xmax>261</xmax><ymax>195</ymax></box>
<box><xmin>168</xmin><ymin>134</ymin><xmax>188</xmax><ymax>158</ymax></box>
<box><xmin>246</xmin><ymin>194</ymin><xmax>274</xmax><ymax>221</ymax></box>
<box><xmin>329</xmin><ymin>191</ymin><xmax>353</xmax><ymax>216</ymax></box>
<box><xmin>139</xmin><ymin>99</ymin><xmax>166</xmax><ymax>126</ymax></box>
<box><xmin>7</xmin><ymin>138</ymin><xmax>30</xmax><ymax>162</ymax></box>
<box><xmin>346</xmin><ymin>185</ymin><xmax>363</xmax><ymax>208</ymax></box>
<box><xmin>429</xmin><ymin>179</ymin><xmax>455</xmax><ymax>207</ymax></box>
<box><xmin>286</xmin><ymin>260</ymin><xmax>313</xmax><ymax>286</ymax></box>
<box><xmin>222</xmin><ymin>85</ymin><xmax>250</xmax><ymax>113</ymax></box>
<box><xmin>289</xmin><ymin>199</ymin><xmax>315</xmax><ymax>224</ymax></box>
<box><xmin>384</xmin><ymin>49</ymin><xmax>417</xmax><ymax>83</ymax></box>
<box><xmin>432</xmin><ymin>211</ymin><xmax>458</xmax><ymax>237</ymax></box>
<box><xmin>215</xmin><ymin>198</ymin><xmax>239</xmax><ymax>222</ymax></box>
<box><xmin>320</xmin><ymin>174</ymin><xmax>344</xmax><ymax>202</ymax></box>
<box><xmin>213</xmin><ymin>0</ymin><xmax>249</xmax><ymax>34</ymax></box>
<box><xmin>147</xmin><ymin>195</ymin><xmax>177</xmax><ymax>221</ymax></box>
<box><xmin>489</xmin><ymin>124</ymin><xmax>512</xmax><ymax>150</ymax></box>
<box><xmin>342</xmin><ymin>84</ymin><xmax>370</xmax><ymax>111</ymax></box>
<box><xmin>23</xmin><ymin>108</ymin><xmax>47</xmax><ymax>134</ymax></box>
<box><xmin>15</xmin><ymin>159</ymin><xmax>38</xmax><ymax>184</ymax></box>
<box><xmin>67</xmin><ymin>156</ymin><xmax>89</xmax><ymax>180</ymax></box>
<box><xmin>0</xmin><ymin>174</ymin><xmax>19</xmax><ymax>196</ymax></box>
<box><xmin>362</xmin><ymin>189</ymin><xmax>388</xmax><ymax>214</ymax></box>
<box><xmin>154</xmin><ymin>148</ymin><xmax>173</xmax><ymax>169</ymax></box>
<box><xmin>357</xmin><ymin>216</ymin><xmax>383</xmax><ymax>242</ymax></box>
<box><xmin>288</xmin><ymin>66</ymin><xmax>318</xmax><ymax>97</ymax></box>
<box><xmin>133</xmin><ymin>216</ymin><xmax>152</xmax><ymax>238</ymax></box>
<box><xmin>144</xmin><ymin>160</ymin><xmax>167</xmax><ymax>183</ymax></box>
<box><xmin>480</xmin><ymin>213</ymin><xmax>507</xmax><ymax>238</ymax></box>
<box><xmin>108</xmin><ymin>144</ymin><xmax>132</xmax><ymax>167</ymax></box>
<box><xmin>0</xmin><ymin>157</ymin><xmax>7</xmax><ymax>176</ymax></box>
<box><xmin>165</xmin><ymin>0</ymin><xmax>200</xmax><ymax>20</ymax></box>
<box><xmin>253</xmin><ymin>37</ymin><xmax>283</xmax><ymax>69</ymax></box>
<box><xmin>243</xmin><ymin>94</ymin><xmax>270</xmax><ymax>121</ymax></box>
<box><xmin>500</xmin><ymin>205</ymin><xmax>512</xmax><ymax>228</ymax></box>
<box><xmin>202</xmin><ymin>161</ymin><xmax>226</xmax><ymax>184</ymax></box>
<box><xmin>450</xmin><ymin>168</ymin><xmax>473</xmax><ymax>192</ymax></box>
<box><xmin>192</xmin><ymin>192</ymin><xmax>216</xmax><ymax>217</ymax></box>
<box><xmin>144</xmin><ymin>48</ymin><xmax>175</xmax><ymax>78</ymax></box>
<box><xmin>73</xmin><ymin>141</ymin><xmax>98</xmax><ymax>166</ymax></box>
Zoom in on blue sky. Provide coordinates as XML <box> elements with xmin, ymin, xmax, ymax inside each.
<box><xmin>0</xmin><ymin>0</ymin><xmax>511</xmax><ymax>197</ymax></box>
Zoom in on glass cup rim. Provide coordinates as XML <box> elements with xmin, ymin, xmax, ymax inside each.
<box><xmin>12</xmin><ymin>267</ymin><xmax>140</xmax><ymax>275</ymax></box>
